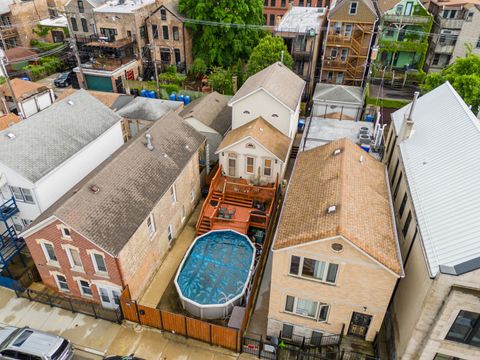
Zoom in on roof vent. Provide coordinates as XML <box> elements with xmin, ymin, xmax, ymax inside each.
<box><xmin>6</xmin><ymin>132</ymin><xmax>15</xmax><ymax>139</ymax></box>
<box><xmin>89</xmin><ymin>185</ymin><xmax>100</xmax><ymax>193</ymax></box>
<box><xmin>259</xmin><ymin>127</ymin><xmax>264</xmax><ymax>132</ymax></box>
<box><xmin>327</xmin><ymin>205</ymin><xmax>337</xmax><ymax>214</ymax></box>
<box><xmin>333</xmin><ymin>148</ymin><xmax>341</xmax><ymax>156</ymax></box>
<box><xmin>145</xmin><ymin>133</ymin><xmax>154</xmax><ymax>151</ymax></box>
<box><xmin>359</xmin><ymin>155</ymin><xmax>364</xmax><ymax>163</ymax></box>
<box><xmin>185</xmin><ymin>145</ymin><xmax>190</xmax><ymax>150</ymax></box>
<box><xmin>163</xmin><ymin>153</ymin><xmax>168</xmax><ymax>158</ymax></box>
<box><xmin>67</xmin><ymin>100</ymin><xmax>74</xmax><ymax>106</ymax></box>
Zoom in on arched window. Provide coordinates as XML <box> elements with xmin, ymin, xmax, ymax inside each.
<box><xmin>246</xmin><ymin>143</ymin><xmax>255</xmax><ymax>149</ymax></box>
<box><xmin>243</xmin><ymin>110</ymin><xmax>250</xmax><ymax>114</ymax></box>
<box><xmin>272</xmin><ymin>113</ymin><xmax>279</xmax><ymax>117</ymax></box>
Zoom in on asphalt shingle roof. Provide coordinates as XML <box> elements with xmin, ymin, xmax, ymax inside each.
<box><xmin>0</xmin><ymin>90</ymin><xmax>122</xmax><ymax>183</ymax></box>
<box><xmin>117</xmin><ymin>97</ymin><xmax>183</xmax><ymax>121</ymax></box>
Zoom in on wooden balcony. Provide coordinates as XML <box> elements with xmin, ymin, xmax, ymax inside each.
<box><xmin>81</xmin><ymin>57</ymin><xmax>136</xmax><ymax>71</ymax></box>
<box><xmin>326</xmin><ymin>35</ymin><xmax>369</xmax><ymax>57</ymax></box>
<box><xmin>196</xmin><ymin>167</ymin><xmax>277</xmax><ymax>236</ymax></box>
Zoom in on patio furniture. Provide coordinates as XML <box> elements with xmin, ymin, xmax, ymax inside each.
<box><xmin>253</xmin><ymin>229</ymin><xmax>265</xmax><ymax>244</ymax></box>
<box><xmin>227</xmin><ymin>209</ymin><xmax>236</xmax><ymax>217</ymax></box>
<box><xmin>218</xmin><ymin>207</ymin><xmax>227</xmax><ymax>215</ymax></box>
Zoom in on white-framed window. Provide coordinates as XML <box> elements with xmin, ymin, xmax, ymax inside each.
<box><xmin>66</xmin><ymin>247</ymin><xmax>83</xmax><ymax>270</ymax></box>
<box><xmin>330</xmin><ymin>48</ymin><xmax>338</xmax><ymax>59</ymax></box>
<box><xmin>289</xmin><ymin>255</ymin><xmax>339</xmax><ymax>284</ymax></box>
<box><xmin>147</xmin><ymin>214</ymin><xmax>156</xmax><ymax>237</ymax></box>
<box><xmin>180</xmin><ymin>205</ymin><xmax>186</xmax><ymax>223</ymax></box>
<box><xmin>284</xmin><ymin>295</ymin><xmax>330</xmax><ymax>322</ymax></box>
<box><xmin>55</xmin><ymin>274</ymin><xmax>69</xmax><ymax>292</ymax></box>
<box><xmin>78</xmin><ymin>279</ymin><xmax>93</xmax><ymax>297</ymax></box>
<box><xmin>190</xmin><ymin>190</ymin><xmax>195</xmax><ymax>203</ymax></box>
<box><xmin>41</xmin><ymin>242</ymin><xmax>58</xmax><ymax>265</ymax></box>
<box><xmin>349</xmin><ymin>2</ymin><xmax>358</xmax><ymax>15</ymax></box>
<box><xmin>170</xmin><ymin>184</ymin><xmax>177</xmax><ymax>204</ymax></box>
<box><xmin>246</xmin><ymin>156</ymin><xmax>255</xmax><ymax>174</ymax></box>
<box><xmin>344</xmin><ymin>24</ymin><xmax>353</xmax><ymax>38</ymax></box>
<box><xmin>60</xmin><ymin>227</ymin><xmax>72</xmax><ymax>239</ymax></box>
<box><xmin>90</xmin><ymin>252</ymin><xmax>108</xmax><ymax>274</ymax></box>
<box><xmin>341</xmin><ymin>48</ymin><xmax>348</xmax><ymax>61</ymax></box>
<box><xmin>9</xmin><ymin>186</ymin><xmax>35</xmax><ymax>204</ymax></box>
<box><xmin>167</xmin><ymin>224</ymin><xmax>174</xmax><ymax>243</ymax></box>
<box><xmin>263</xmin><ymin>159</ymin><xmax>272</xmax><ymax>177</ymax></box>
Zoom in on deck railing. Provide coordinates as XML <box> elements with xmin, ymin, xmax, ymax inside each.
<box><xmin>0</xmin><ymin>197</ymin><xmax>19</xmax><ymax>222</ymax></box>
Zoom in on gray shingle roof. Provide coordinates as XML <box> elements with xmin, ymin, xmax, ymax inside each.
<box><xmin>313</xmin><ymin>83</ymin><xmax>363</xmax><ymax>105</ymax></box>
<box><xmin>179</xmin><ymin>92</ymin><xmax>231</xmax><ymax>135</ymax></box>
<box><xmin>29</xmin><ymin>111</ymin><xmax>205</xmax><ymax>256</ymax></box>
<box><xmin>0</xmin><ymin>90</ymin><xmax>122</xmax><ymax>183</ymax></box>
<box><xmin>117</xmin><ymin>97</ymin><xmax>183</xmax><ymax>121</ymax></box>
<box><xmin>229</xmin><ymin>62</ymin><xmax>305</xmax><ymax>112</ymax></box>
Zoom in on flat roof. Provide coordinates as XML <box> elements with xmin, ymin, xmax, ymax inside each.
<box><xmin>94</xmin><ymin>0</ymin><xmax>155</xmax><ymax>13</ymax></box>
<box><xmin>276</xmin><ymin>7</ymin><xmax>326</xmax><ymax>33</ymax></box>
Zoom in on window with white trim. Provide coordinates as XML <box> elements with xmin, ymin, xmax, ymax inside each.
<box><xmin>170</xmin><ymin>184</ymin><xmax>177</xmax><ymax>203</ymax></box>
<box><xmin>61</xmin><ymin>227</ymin><xmax>71</xmax><ymax>239</ymax></box>
<box><xmin>246</xmin><ymin>156</ymin><xmax>255</xmax><ymax>174</ymax></box>
<box><xmin>167</xmin><ymin>224</ymin><xmax>174</xmax><ymax>242</ymax></box>
<box><xmin>91</xmin><ymin>252</ymin><xmax>107</xmax><ymax>273</ymax></box>
<box><xmin>66</xmin><ymin>247</ymin><xmax>83</xmax><ymax>269</ymax></box>
<box><xmin>41</xmin><ymin>242</ymin><xmax>58</xmax><ymax>264</ymax></box>
<box><xmin>349</xmin><ymin>2</ymin><xmax>358</xmax><ymax>15</ymax></box>
<box><xmin>263</xmin><ymin>159</ymin><xmax>272</xmax><ymax>176</ymax></box>
<box><xmin>147</xmin><ymin>214</ymin><xmax>156</xmax><ymax>237</ymax></box>
<box><xmin>289</xmin><ymin>255</ymin><xmax>339</xmax><ymax>284</ymax></box>
<box><xmin>78</xmin><ymin>279</ymin><xmax>92</xmax><ymax>297</ymax></box>
<box><xmin>284</xmin><ymin>295</ymin><xmax>330</xmax><ymax>321</ymax></box>
<box><xmin>9</xmin><ymin>186</ymin><xmax>35</xmax><ymax>204</ymax></box>
<box><xmin>180</xmin><ymin>205</ymin><xmax>186</xmax><ymax>223</ymax></box>
<box><xmin>55</xmin><ymin>274</ymin><xmax>69</xmax><ymax>292</ymax></box>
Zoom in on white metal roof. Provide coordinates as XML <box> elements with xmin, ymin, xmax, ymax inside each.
<box><xmin>275</xmin><ymin>7</ymin><xmax>326</xmax><ymax>34</ymax></box>
<box><xmin>94</xmin><ymin>0</ymin><xmax>155</xmax><ymax>13</ymax></box>
<box><xmin>391</xmin><ymin>82</ymin><xmax>480</xmax><ymax>276</ymax></box>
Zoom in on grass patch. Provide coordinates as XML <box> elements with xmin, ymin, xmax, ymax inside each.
<box><xmin>366</xmin><ymin>97</ymin><xmax>409</xmax><ymax>109</ymax></box>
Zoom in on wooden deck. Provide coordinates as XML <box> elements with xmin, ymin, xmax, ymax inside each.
<box><xmin>196</xmin><ymin>167</ymin><xmax>278</xmax><ymax>236</ymax></box>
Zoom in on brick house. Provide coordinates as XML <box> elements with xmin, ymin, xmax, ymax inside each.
<box><xmin>263</xmin><ymin>0</ymin><xmax>329</xmax><ymax>27</ymax></box>
<box><xmin>267</xmin><ymin>138</ymin><xmax>403</xmax><ymax>342</ymax></box>
<box><xmin>21</xmin><ymin>111</ymin><xmax>205</xmax><ymax>308</ymax></box>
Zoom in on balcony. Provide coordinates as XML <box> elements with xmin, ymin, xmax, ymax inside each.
<box><xmin>322</xmin><ymin>59</ymin><xmax>348</xmax><ymax>71</ymax></box>
<box><xmin>439</xmin><ymin>18</ymin><xmax>464</xmax><ymax>29</ymax></box>
<box><xmin>0</xmin><ymin>197</ymin><xmax>19</xmax><ymax>223</ymax></box>
<box><xmin>83</xmin><ymin>34</ymin><xmax>137</xmax><ymax>49</ymax></box>
<box><xmin>383</xmin><ymin>14</ymin><xmax>431</xmax><ymax>24</ymax></box>
<box><xmin>0</xmin><ymin>26</ymin><xmax>18</xmax><ymax>39</ymax></box>
<box><xmin>81</xmin><ymin>57</ymin><xmax>137</xmax><ymax>72</ymax></box>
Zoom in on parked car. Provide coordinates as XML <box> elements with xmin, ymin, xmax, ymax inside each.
<box><xmin>54</xmin><ymin>72</ymin><xmax>74</xmax><ymax>88</ymax></box>
<box><xmin>0</xmin><ymin>326</ymin><xmax>74</xmax><ymax>360</ymax></box>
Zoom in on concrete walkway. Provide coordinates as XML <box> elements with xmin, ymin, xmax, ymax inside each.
<box><xmin>138</xmin><ymin>201</ymin><xmax>202</xmax><ymax>307</ymax></box>
<box><xmin>0</xmin><ymin>287</ymin><xmax>257</xmax><ymax>359</ymax></box>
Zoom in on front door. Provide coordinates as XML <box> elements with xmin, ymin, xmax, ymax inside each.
<box><xmin>97</xmin><ymin>285</ymin><xmax>121</xmax><ymax>309</ymax></box>
<box><xmin>228</xmin><ymin>157</ymin><xmax>236</xmax><ymax>177</ymax></box>
<box><xmin>348</xmin><ymin>312</ymin><xmax>372</xmax><ymax>338</ymax></box>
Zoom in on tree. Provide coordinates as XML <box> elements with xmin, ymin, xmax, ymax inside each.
<box><xmin>178</xmin><ymin>0</ymin><xmax>264</xmax><ymax>66</ymax></box>
<box><xmin>208</xmin><ymin>67</ymin><xmax>233</xmax><ymax>95</ymax></box>
<box><xmin>422</xmin><ymin>54</ymin><xmax>480</xmax><ymax>113</ymax></box>
<box><xmin>189</xmin><ymin>58</ymin><xmax>207</xmax><ymax>78</ymax></box>
<box><xmin>246</xmin><ymin>35</ymin><xmax>293</xmax><ymax>76</ymax></box>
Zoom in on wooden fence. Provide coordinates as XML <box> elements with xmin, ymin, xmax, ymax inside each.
<box><xmin>119</xmin><ymin>286</ymin><xmax>240</xmax><ymax>352</ymax></box>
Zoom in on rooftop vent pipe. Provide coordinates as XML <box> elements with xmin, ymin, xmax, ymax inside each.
<box><xmin>146</xmin><ymin>133</ymin><xmax>154</xmax><ymax>151</ymax></box>
<box><xmin>399</xmin><ymin>91</ymin><xmax>419</xmax><ymax>142</ymax></box>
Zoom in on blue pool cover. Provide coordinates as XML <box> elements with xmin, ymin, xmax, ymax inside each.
<box><xmin>176</xmin><ymin>230</ymin><xmax>254</xmax><ymax>305</ymax></box>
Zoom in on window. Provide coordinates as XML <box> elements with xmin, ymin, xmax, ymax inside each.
<box><xmin>299</xmin><ymin>0</ymin><xmax>304</xmax><ymax>5</ymax></box>
<box><xmin>330</xmin><ymin>48</ymin><xmax>338</xmax><ymax>59</ymax></box>
<box><xmin>393</xmin><ymin>172</ymin><xmax>403</xmax><ymax>199</ymax></box>
<box><xmin>289</xmin><ymin>255</ymin><xmax>339</xmax><ymax>284</ymax></box>
<box><xmin>402</xmin><ymin>211</ymin><xmax>412</xmax><ymax>237</ymax></box>
<box><xmin>271</xmin><ymin>0</ymin><xmax>276</xmax><ymax>5</ymax></box>
<box><xmin>349</xmin><ymin>2</ymin><xmax>358</xmax><ymax>15</ymax></box>
<box><xmin>246</xmin><ymin>157</ymin><xmax>255</xmax><ymax>174</ymax></box>
<box><xmin>71</xmin><ymin>17</ymin><xmax>78</xmax><ymax>32</ymax></box>
<box><xmin>66</xmin><ymin>247</ymin><xmax>83</xmax><ymax>269</ymax></box>
<box><xmin>61</xmin><ymin>227</ymin><xmax>71</xmax><ymax>239</ymax></box>
<box><xmin>281</xmin><ymin>0</ymin><xmax>286</xmax><ymax>6</ymax></box>
<box><xmin>399</xmin><ymin>193</ymin><xmax>408</xmax><ymax>218</ymax></box>
<box><xmin>284</xmin><ymin>295</ymin><xmax>329</xmax><ymax>321</ymax></box>
<box><xmin>263</xmin><ymin>159</ymin><xmax>272</xmax><ymax>177</ymax></box>
<box><xmin>170</xmin><ymin>184</ymin><xmax>177</xmax><ymax>203</ymax></box>
<box><xmin>152</xmin><ymin>24</ymin><xmax>158</xmax><ymax>39</ymax></box>
<box><xmin>41</xmin><ymin>242</ymin><xmax>57</xmax><ymax>264</ymax></box>
<box><xmin>395</xmin><ymin>4</ymin><xmax>403</xmax><ymax>15</ymax></box>
<box><xmin>445</xmin><ymin>310</ymin><xmax>480</xmax><ymax>347</ymax></box>
<box><xmin>56</xmin><ymin>274</ymin><xmax>69</xmax><ymax>292</ymax></box>
<box><xmin>78</xmin><ymin>0</ymin><xmax>84</xmax><ymax>13</ymax></box>
<box><xmin>344</xmin><ymin>24</ymin><xmax>353</xmax><ymax>38</ymax></box>
<box><xmin>81</xmin><ymin>18</ymin><xmax>88</xmax><ymax>32</ymax></box>
<box><xmin>264</xmin><ymin>0</ymin><xmax>268</xmax><ymax>5</ymax></box>
<box><xmin>167</xmin><ymin>224</ymin><xmax>174</xmax><ymax>242</ymax></box>
<box><xmin>10</xmin><ymin>186</ymin><xmax>34</xmax><ymax>204</ymax></box>
<box><xmin>173</xmin><ymin>26</ymin><xmax>179</xmax><ymax>41</ymax></box>
<box><xmin>340</xmin><ymin>48</ymin><xmax>348</xmax><ymax>61</ymax></box>
<box><xmin>160</xmin><ymin>8</ymin><xmax>167</xmax><ymax>20</ymax></box>
<box><xmin>476</xmin><ymin>36</ymin><xmax>480</xmax><ymax>49</ymax></box>
<box><xmin>181</xmin><ymin>205</ymin><xmax>186</xmax><ymax>223</ymax></box>
<box><xmin>404</xmin><ymin>2</ymin><xmax>413</xmax><ymax>16</ymax></box>
<box><xmin>269</xmin><ymin>14</ymin><xmax>275</xmax><ymax>26</ymax></box>
<box><xmin>147</xmin><ymin>214</ymin><xmax>156</xmax><ymax>237</ymax></box>
<box><xmin>282</xmin><ymin>324</ymin><xmax>294</xmax><ymax>338</ymax></box>
<box><xmin>174</xmin><ymin>48</ymin><xmax>181</xmax><ymax>63</ymax></box>
<box><xmin>162</xmin><ymin>25</ymin><xmax>169</xmax><ymax>40</ymax></box>
<box><xmin>139</xmin><ymin>25</ymin><xmax>146</xmax><ymax>38</ymax></box>
<box><xmin>466</xmin><ymin>11</ymin><xmax>474</xmax><ymax>22</ymax></box>
<box><xmin>91</xmin><ymin>253</ymin><xmax>107</xmax><ymax>273</ymax></box>
<box><xmin>21</xmin><ymin>219</ymin><xmax>31</xmax><ymax>227</ymax></box>
<box><xmin>318</xmin><ymin>304</ymin><xmax>330</xmax><ymax>322</ymax></box>
<box><xmin>442</xmin><ymin>10</ymin><xmax>457</xmax><ymax>19</ymax></box>
<box><xmin>78</xmin><ymin>280</ymin><xmax>92</xmax><ymax>297</ymax></box>
<box><xmin>432</xmin><ymin>53</ymin><xmax>441</xmax><ymax>66</ymax></box>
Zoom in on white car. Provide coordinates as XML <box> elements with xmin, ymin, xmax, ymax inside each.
<box><xmin>0</xmin><ymin>326</ymin><xmax>74</xmax><ymax>360</ymax></box>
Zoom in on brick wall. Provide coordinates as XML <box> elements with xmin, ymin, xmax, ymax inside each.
<box><xmin>25</xmin><ymin>219</ymin><xmax>123</xmax><ymax>304</ymax></box>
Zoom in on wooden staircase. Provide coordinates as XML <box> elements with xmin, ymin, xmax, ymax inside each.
<box><xmin>222</xmin><ymin>193</ymin><xmax>253</xmax><ymax>207</ymax></box>
<box><xmin>290</xmin><ymin>145</ymin><xmax>299</xmax><ymax>159</ymax></box>
<box><xmin>196</xmin><ymin>216</ymin><xmax>211</xmax><ymax>236</ymax></box>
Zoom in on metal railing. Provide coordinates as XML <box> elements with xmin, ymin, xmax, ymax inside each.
<box><xmin>0</xmin><ymin>197</ymin><xmax>18</xmax><ymax>222</ymax></box>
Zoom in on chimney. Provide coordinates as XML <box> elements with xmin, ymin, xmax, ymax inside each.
<box><xmin>399</xmin><ymin>91</ymin><xmax>419</xmax><ymax>141</ymax></box>
<box><xmin>145</xmin><ymin>133</ymin><xmax>154</xmax><ymax>151</ymax></box>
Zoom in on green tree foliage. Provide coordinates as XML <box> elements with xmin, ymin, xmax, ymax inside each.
<box><xmin>208</xmin><ymin>66</ymin><xmax>233</xmax><ymax>95</ymax></box>
<box><xmin>422</xmin><ymin>54</ymin><xmax>480</xmax><ymax>113</ymax></box>
<box><xmin>246</xmin><ymin>35</ymin><xmax>293</xmax><ymax>77</ymax></box>
<box><xmin>178</xmin><ymin>0</ymin><xmax>264</xmax><ymax>66</ymax></box>
<box><xmin>158</xmin><ymin>65</ymin><xmax>187</xmax><ymax>85</ymax></box>
<box><xmin>189</xmin><ymin>58</ymin><xmax>208</xmax><ymax>78</ymax></box>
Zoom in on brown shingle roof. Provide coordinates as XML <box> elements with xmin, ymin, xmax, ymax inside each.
<box><xmin>56</xmin><ymin>89</ymin><xmax>124</xmax><ymax>108</ymax></box>
<box><xmin>0</xmin><ymin>113</ymin><xmax>20</xmax><ymax>131</ymax></box>
<box><xmin>229</xmin><ymin>62</ymin><xmax>305</xmax><ymax>112</ymax></box>
<box><xmin>179</xmin><ymin>92</ymin><xmax>232</xmax><ymax>135</ymax></box>
<box><xmin>0</xmin><ymin>78</ymin><xmax>49</xmax><ymax>101</ymax></box>
<box><xmin>5</xmin><ymin>47</ymin><xmax>38</xmax><ymax>62</ymax></box>
<box><xmin>273</xmin><ymin>138</ymin><xmax>402</xmax><ymax>275</ymax></box>
<box><xmin>216</xmin><ymin>117</ymin><xmax>291</xmax><ymax>161</ymax></box>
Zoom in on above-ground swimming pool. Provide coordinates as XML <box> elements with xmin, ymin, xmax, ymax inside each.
<box><xmin>174</xmin><ymin>230</ymin><xmax>255</xmax><ymax>320</ymax></box>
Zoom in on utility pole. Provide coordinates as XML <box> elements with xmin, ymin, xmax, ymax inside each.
<box><xmin>65</xmin><ymin>15</ymin><xmax>87</xmax><ymax>89</ymax></box>
<box><xmin>0</xmin><ymin>27</ymin><xmax>7</xmax><ymax>52</ymax></box>
<box><xmin>0</xmin><ymin>51</ymin><xmax>23</xmax><ymax>119</ymax></box>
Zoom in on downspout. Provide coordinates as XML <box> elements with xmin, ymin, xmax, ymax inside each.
<box><xmin>182</xmin><ymin>20</ymin><xmax>187</xmax><ymax>71</ymax></box>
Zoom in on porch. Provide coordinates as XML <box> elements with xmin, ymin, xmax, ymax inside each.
<box><xmin>0</xmin><ymin>197</ymin><xmax>26</xmax><ymax>274</ymax></box>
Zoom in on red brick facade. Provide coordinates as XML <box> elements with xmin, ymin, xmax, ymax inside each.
<box><xmin>26</xmin><ymin>219</ymin><xmax>123</xmax><ymax>305</ymax></box>
<box><xmin>263</xmin><ymin>0</ymin><xmax>329</xmax><ymax>26</ymax></box>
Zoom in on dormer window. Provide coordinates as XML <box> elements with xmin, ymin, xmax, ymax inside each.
<box><xmin>349</xmin><ymin>2</ymin><xmax>358</xmax><ymax>15</ymax></box>
<box><xmin>243</xmin><ymin>110</ymin><xmax>250</xmax><ymax>114</ymax></box>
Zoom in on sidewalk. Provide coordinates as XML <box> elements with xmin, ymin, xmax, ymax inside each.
<box><xmin>0</xmin><ymin>287</ymin><xmax>255</xmax><ymax>360</ymax></box>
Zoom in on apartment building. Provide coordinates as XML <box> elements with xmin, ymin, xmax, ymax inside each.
<box><xmin>263</xmin><ymin>0</ymin><xmax>329</xmax><ymax>26</ymax></box>
<box><xmin>267</xmin><ymin>138</ymin><xmax>403</xmax><ymax>342</ymax></box>
<box><xmin>146</xmin><ymin>1</ymin><xmax>193</xmax><ymax>73</ymax></box>
<box><xmin>425</xmin><ymin>0</ymin><xmax>480</xmax><ymax>71</ymax></box>
<box><xmin>320</xmin><ymin>0</ymin><xmax>378</xmax><ymax>86</ymax></box>
<box><xmin>64</xmin><ymin>0</ymin><xmax>107</xmax><ymax>40</ymax></box>
<box><xmin>21</xmin><ymin>111</ymin><xmax>205</xmax><ymax>307</ymax></box>
<box><xmin>275</xmin><ymin>7</ymin><xmax>326</xmax><ymax>96</ymax></box>
<box><xmin>382</xmin><ymin>82</ymin><xmax>480</xmax><ymax>360</ymax></box>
